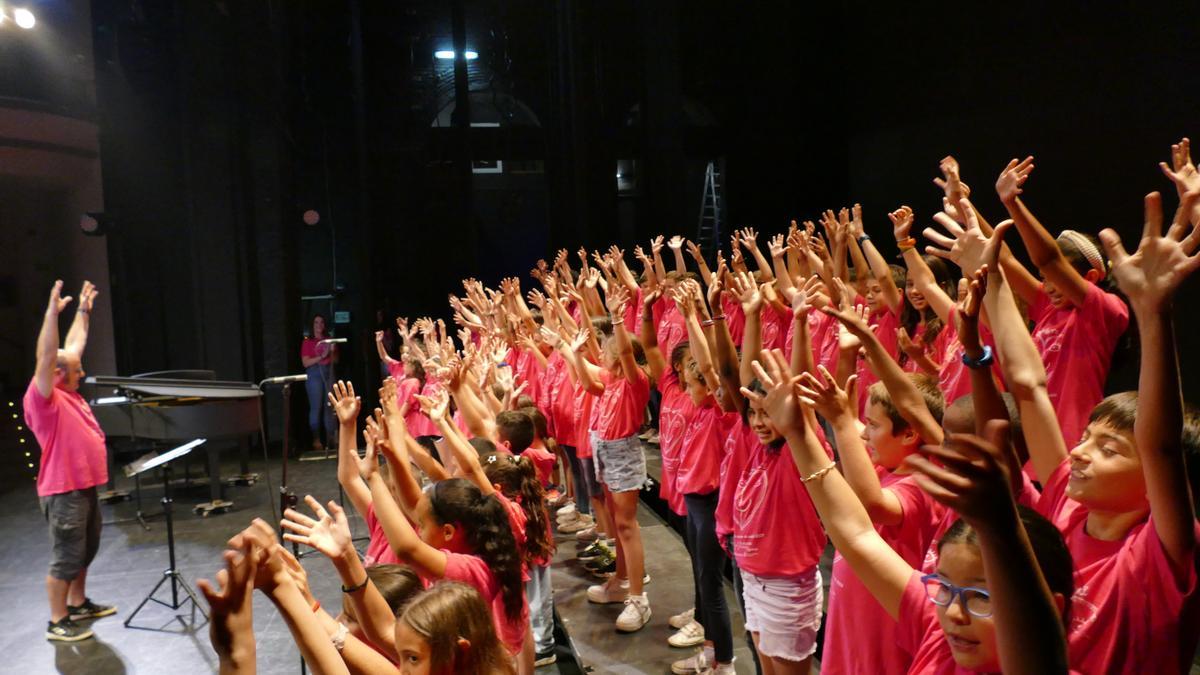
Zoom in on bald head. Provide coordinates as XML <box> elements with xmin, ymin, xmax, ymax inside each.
<box><xmin>55</xmin><ymin>350</ymin><xmax>84</xmax><ymax>392</ymax></box>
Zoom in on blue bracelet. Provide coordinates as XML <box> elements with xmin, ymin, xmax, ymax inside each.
<box><xmin>961</xmin><ymin>345</ymin><xmax>994</xmax><ymax>370</ymax></box>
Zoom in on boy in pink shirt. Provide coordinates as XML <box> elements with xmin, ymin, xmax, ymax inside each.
<box><xmin>26</xmin><ymin>280</ymin><xmax>116</xmax><ymax>642</ymax></box>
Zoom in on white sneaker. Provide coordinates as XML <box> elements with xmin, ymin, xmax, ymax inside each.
<box><xmin>586</xmin><ymin>579</ymin><xmax>628</xmax><ymax>604</ymax></box>
<box><xmin>556</xmin><ymin>511</ymin><xmax>579</xmax><ymax>527</ymax></box>
<box><xmin>572</xmin><ymin>523</ymin><xmax>599</xmax><ymax>540</ymax></box>
<box><xmin>671</xmin><ymin>650</ymin><xmax>709</xmax><ymax>675</ymax></box>
<box><xmin>668</xmin><ymin>619</ymin><xmax>705</xmax><ymax>648</ymax></box>
<box><xmin>615</xmin><ymin>594</ymin><xmax>651</xmax><ymax>632</ymax></box>
<box><xmin>560</xmin><ymin>515</ymin><xmax>594</xmax><ymax>535</ymax></box>
<box><xmin>668</xmin><ymin>606</ymin><xmax>695</xmax><ymax>629</ymax></box>
<box><xmin>556</xmin><ymin>500</ymin><xmax>576</xmax><ymax>517</ymax></box>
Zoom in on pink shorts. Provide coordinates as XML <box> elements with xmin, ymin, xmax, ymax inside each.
<box><xmin>740</xmin><ymin>566</ymin><xmax>823</xmax><ymax>663</ymax></box>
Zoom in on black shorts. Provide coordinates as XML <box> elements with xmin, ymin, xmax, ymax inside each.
<box><xmin>39</xmin><ymin>487</ymin><xmax>101</xmax><ymax>581</ymax></box>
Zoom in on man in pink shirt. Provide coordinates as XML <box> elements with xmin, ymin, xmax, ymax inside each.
<box><xmin>25</xmin><ymin>280</ymin><xmax>116</xmax><ymax>642</ymax></box>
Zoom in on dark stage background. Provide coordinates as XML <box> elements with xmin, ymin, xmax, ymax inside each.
<box><xmin>7</xmin><ymin>1</ymin><xmax>1200</xmax><ymax>444</ymax></box>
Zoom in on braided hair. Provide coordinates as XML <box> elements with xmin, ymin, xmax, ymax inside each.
<box><xmin>427</xmin><ymin>478</ymin><xmax>524</xmax><ymax>622</ymax></box>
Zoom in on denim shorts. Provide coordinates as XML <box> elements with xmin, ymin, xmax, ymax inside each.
<box><xmin>590</xmin><ymin>432</ymin><xmax>647</xmax><ymax>493</ymax></box>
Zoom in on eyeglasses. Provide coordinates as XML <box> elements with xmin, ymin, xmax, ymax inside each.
<box><xmin>920</xmin><ymin>574</ymin><xmax>992</xmax><ymax>618</ymax></box>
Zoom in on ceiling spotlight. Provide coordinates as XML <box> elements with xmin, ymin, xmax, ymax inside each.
<box><xmin>13</xmin><ymin>8</ymin><xmax>35</xmax><ymax>29</ymax></box>
<box><xmin>434</xmin><ymin>50</ymin><xmax>478</xmax><ymax>61</ymax></box>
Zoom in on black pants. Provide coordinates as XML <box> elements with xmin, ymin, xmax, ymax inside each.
<box><xmin>685</xmin><ymin>491</ymin><xmax>733</xmax><ymax>663</ymax></box>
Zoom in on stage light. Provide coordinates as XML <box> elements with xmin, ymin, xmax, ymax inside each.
<box><xmin>434</xmin><ymin>50</ymin><xmax>478</xmax><ymax>60</ymax></box>
<box><xmin>13</xmin><ymin>8</ymin><xmax>34</xmax><ymax>29</ymax></box>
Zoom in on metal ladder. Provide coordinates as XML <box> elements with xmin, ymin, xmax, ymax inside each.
<box><xmin>696</xmin><ymin>160</ymin><xmax>723</xmax><ymax>259</ymax></box>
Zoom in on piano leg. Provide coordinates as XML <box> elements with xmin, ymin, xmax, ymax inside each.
<box><xmin>225</xmin><ymin>437</ymin><xmax>260</xmax><ymax>486</ymax></box>
<box><xmin>193</xmin><ymin>443</ymin><xmax>232</xmax><ymax>517</ymax></box>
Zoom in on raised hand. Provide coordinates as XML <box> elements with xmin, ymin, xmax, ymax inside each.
<box><xmin>539</xmin><ymin>325</ymin><xmax>563</xmax><ymax>349</ymax></box>
<box><xmin>896</xmin><ymin>326</ymin><xmax>921</xmax><ymax>358</ymax></box>
<box><xmin>46</xmin><ymin>280</ymin><xmax>73</xmax><ymax>315</ymax></box>
<box><xmin>850</xmin><ymin>203</ymin><xmax>865</xmax><ymax>239</ymax></box>
<box><xmin>197</xmin><ymin>536</ymin><xmax>257</xmax><ymax>664</ymax></box>
<box><xmin>669</xmin><ymin>284</ymin><xmax>695</xmax><ymax>316</ymax></box>
<box><xmin>650</xmin><ymin>235</ymin><xmax>665</xmax><ymax>255</ymax></box>
<box><xmin>956</xmin><ymin>269</ymin><xmax>988</xmax><ymax>348</ymax></box>
<box><xmin>1161</xmin><ymin>138</ymin><xmax>1200</xmax><ymax>226</ymax></box>
<box><xmin>685</xmin><ymin>239</ymin><xmax>705</xmax><ymax>261</ymax></box>
<box><xmin>768</xmin><ymin>233</ymin><xmax>787</xmax><ymax>258</ymax></box>
<box><xmin>888</xmin><ymin>206</ymin><xmax>915</xmax><ymax>241</ymax></box>
<box><xmin>605</xmin><ymin>285</ymin><xmax>630</xmax><ymax>317</ymax></box>
<box><xmin>668</xmin><ymin>235</ymin><xmax>684</xmax><ymax>251</ymax></box>
<box><xmin>738</xmin><ymin>227</ymin><xmax>759</xmax><ymax>249</ymax></box>
<box><xmin>731</xmin><ymin>269</ymin><xmax>762</xmax><ymax>315</ymax></box>
<box><xmin>281</xmin><ymin>495</ymin><xmax>354</xmax><ymax>560</ymax></box>
<box><xmin>904</xmin><ymin>420</ymin><xmax>1015</xmax><ymax>526</ymax></box>
<box><xmin>796</xmin><ymin>365</ymin><xmax>855</xmax><ymax>421</ymax></box>
<box><xmin>327</xmin><ymin>380</ymin><xmax>361</xmax><ymax>425</ymax></box>
<box><xmin>934</xmin><ymin>155</ymin><xmax>971</xmax><ymax>208</ymax></box>
<box><xmin>416</xmin><ymin>388</ymin><xmax>451</xmax><ymax>422</ymax></box>
<box><xmin>791</xmin><ymin>286</ymin><xmax>813</xmax><ymax>320</ymax></box>
<box><xmin>1099</xmin><ymin>190</ymin><xmax>1200</xmax><ymax>313</ymax></box>
<box><xmin>739</xmin><ymin>349</ymin><xmax>804</xmax><ymax>432</ymax></box>
<box><xmin>358</xmin><ymin>423</ymin><xmax>381</xmax><ymax>479</ymax></box>
<box><xmin>379</xmin><ymin>377</ymin><xmax>400</xmax><ymax>417</ymax></box>
<box><xmin>568</xmin><ymin>327</ymin><xmax>590</xmax><ymax>353</ymax></box>
<box><xmin>924</xmin><ymin>197</ymin><xmax>1014</xmax><ymax>275</ymax></box>
<box><xmin>77</xmin><ymin>281</ymin><xmax>99</xmax><ymax>313</ymax></box>
<box><xmin>995</xmin><ymin>156</ymin><xmax>1035</xmax><ymax>204</ymax></box>
<box><xmin>822</xmin><ymin>297</ymin><xmax>872</xmax><ymax>340</ymax></box>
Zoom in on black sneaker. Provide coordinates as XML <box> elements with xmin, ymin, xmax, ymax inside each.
<box><xmin>587</xmin><ymin>555</ymin><xmax>617</xmax><ymax>577</ymax></box>
<box><xmin>68</xmin><ymin>598</ymin><xmax>117</xmax><ymax>621</ymax></box>
<box><xmin>534</xmin><ymin>648</ymin><xmax>557</xmax><ymax>667</ymax></box>
<box><xmin>46</xmin><ymin>618</ymin><xmax>94</xmax><ymax>642</ymax></box>
<box><xmin>577</xmin><ymin>541</ymin><xmax>610</xmax><ymax>561</ymax></box>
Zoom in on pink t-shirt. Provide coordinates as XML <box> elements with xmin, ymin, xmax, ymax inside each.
<box><xmin>592</xmin><ymin>368</ymin><xmax>651</xmax><ymax>441</ymax></box>
<box><xmin>655</xmin><ymin>299</ymin><xmax>689</xmax><ymax>357</ymax></box>
<box><xmin>783</xmin><ymin>310</ymin><xmax>841</xmax><ymax>374</ymax></box>
<box><xmin>495</xmin><ymin>491</ymin><xmax>532</xmax><ymax>582</ymax></box>
<box><xmin>510</xmin><ymin>347</ymin><xmax>545</xmax><ymax>409</ymax></box>
<box><xmin>759</xmin><ymin>303</ymin><xmax>790</xmax><ymax>351</ymax></box>
<box><xmin>822</xmin><ymin>470</ymin><xmax>943</xmax><ymax>675</ymax></box>
<box><xmin>722</xmin><ymin>295</ymin><xmax>746</xmax><ymax>348</ymax></box>
<box><xmin>732</xmin><ymin>430</ymin><xmax>830</xmax><ymax>577</ymax></box>
<box><xmin>716</xmin><ymin>418</ymin><xmax>750</xmax><ymax>541</ymax></box>
<box><xmin>440</xmin><ymin>551</ymin><xmax>529</xmax><ymax>656</ymax></box>
<box><xmin>674</xmin><ymin>402</ymin><xmax>729</xmax><ymax>497</ymax></box>
<box><xmin>1037</xmin><ymin>459</ymin><xmax>1200</xmax><ymax>674</ymax></box>
<box><xmin>539</xmin><ymin>351</ymin><xmax>575</xmax><ymax>445</ymax></box>
<box><xmin>301</xmin><ymin>336</ymin><xmax>335</xmax><ymax>365</ymax></box>
<box><xmin>657</xmin><ymin>371</ymin><xmax>691</xmax><ymax>516</ymax></box>
<box><xmin>522</xmin><ymin>444</ymin><xmax>557</xmax><ymax>487</ymax></box>
<box><xmin>1030</xmin><ymin>283</ymin><xmax>1128</xmax><ymax>447</ymax></box>
<box><xmin>363</xmin><ymin>502</ymin><xmax>402</xmax><ymax>567</ymax></box>
<box><xmin>857</xmin><ymin>304</ymin><xmax>901</xmax><ymax>416</ymax></box>
<box><xmin>25</xmin><ymin>380</ymin><xmax>109</xmax><ymax>497</ymax></box>
<box><xmin>571</xmin><ymin>383</ymin><xmax>597</xmax><ymax>458</ymax></box>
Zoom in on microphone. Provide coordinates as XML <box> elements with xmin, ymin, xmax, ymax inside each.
<box><xmin>261</xmin><ymin>374</ymin><xmax>308</xmax><ymax>385</ymax></box>
<box><xmin>319</xmin><ymin>338</ymin><xmax>347</xmax><ymax>344</ymax></box>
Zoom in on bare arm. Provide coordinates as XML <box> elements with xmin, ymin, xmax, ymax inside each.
<box><xmin>1100</xmin><ymin>191</ymin><xmax>1200</xmax><ymax>570</ymax></box>
<box><xmin>62</xmin><ymin>281</ymin><xmax>96</xmax><ymax>356</ymax></box>
<box><xmin>34</xmin><ymin>281</ymin><xmax>72</xmax><ymax>398</ymax></box>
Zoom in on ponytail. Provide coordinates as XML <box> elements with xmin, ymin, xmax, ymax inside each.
<box><xmin>482</xmin><ymin>453</ymin><xmax>555</xmax><ymax>567</ymax></box>
<box><xmin>428</xmin><ymin>479</ymin><xmax>525</xmax><ymax>622</ymax></box>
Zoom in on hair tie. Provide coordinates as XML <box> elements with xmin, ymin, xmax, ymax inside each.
<box><xmin>487</xmin><ymin>454</ymin><xmax>499</xmax><ymax>464</ymax></box>
<box><xmin>1057</xmin><ymin>230</ymin><xmax>1106</xmax><ymax>280</ymax></box>
<box><xmin>508</xmin><ymin>455</ymin><xmax>520</xmax><ymax>464</ymax></box>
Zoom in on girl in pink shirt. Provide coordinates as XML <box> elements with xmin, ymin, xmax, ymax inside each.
<box><xmin>639</xmin><ymin>287</ymin><xmax>692</xmax><ymax>519</ymax></box>
<box><xmin>569</xmin><ymin>287</ymin><xmax>654</xmax><ymax>633</ymax></box>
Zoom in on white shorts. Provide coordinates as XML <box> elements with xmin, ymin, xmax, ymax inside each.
<box><xmin>740</xmin><ymin>566</ymin><xmax>823</xmax><ymax>663</ymax></box>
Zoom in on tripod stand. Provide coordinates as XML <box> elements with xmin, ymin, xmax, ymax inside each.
<box><xmin>124</xmin><ymin>439</ymin><xmax>209</xmax><ymax>631</ymax></box>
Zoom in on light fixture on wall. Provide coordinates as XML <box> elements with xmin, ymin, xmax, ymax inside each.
<box><xmin>434</xmin><ymin>50</ymin><xmax>478</xmax><ymax>60</ymax></box>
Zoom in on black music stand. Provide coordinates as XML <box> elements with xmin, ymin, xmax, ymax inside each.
<box><xmin>124</xmin><ymin>438</ymin><xmax>210</xmax><ymax>632</ymax></box>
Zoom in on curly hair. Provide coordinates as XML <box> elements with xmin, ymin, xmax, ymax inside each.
<box><xmin>427</xmin><ymin>478</ymin><xmax>525</xmax><ymax>622</ymax></box>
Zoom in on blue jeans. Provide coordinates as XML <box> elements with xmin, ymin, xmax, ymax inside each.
<box><xmin>305</xmin><ymin>363</ymin><xmax>336</xmax><ymax>442</ymax></box>
<box><xmin>526</xmin><ymin>563</ymin><xmax>554</xmax><ymax>652</ymax></box>
<box><xmin>562</xmin><ymin>445</ymin><xmax>591</xmax><ymax>516</ymax></box>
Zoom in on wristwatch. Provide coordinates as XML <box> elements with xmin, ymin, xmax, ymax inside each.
<box><xmin>961</xmin><ymin>345</ymin><xmax>994</xmax><ymax>370</ymax></box>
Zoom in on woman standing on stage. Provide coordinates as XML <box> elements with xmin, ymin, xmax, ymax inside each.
<box><xmin>301</xmin><ymin>313</ymin><xmax>339</xmax><ymax>452</ymax></box>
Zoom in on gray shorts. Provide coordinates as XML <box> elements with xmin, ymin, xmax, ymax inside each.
<box><xmin>591</xmin><ymin>432</ymin><xmax>647</xmax><ymax>493</ymax></box>
<box><xmin>40</xmin><ymin>487</ymin><xmax>101</xmax><ymax>581</ymax></box>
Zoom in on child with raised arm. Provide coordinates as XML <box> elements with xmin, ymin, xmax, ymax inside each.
<box><xmin>745</xmin><ymin>350</ymin><xmax>1075</xmax><ymax>674</ymax></box>
<box><xmin>936</xmin><ymin>189</ymin><xmax>1200</xmax><ymax>673</ymax></box>
<box><xmin>992</xmin><ymin>157</ymin><xmax>1129</xmax><ymax>445</ymax></box>
<box><xmin>572</xmin><ymin>285</ymin><xmax>654</xmax><ymax>632</ymax></box>
<box><xmin>639</xmin><ymin>286</ymin><xmax>692</xmax><ymax>529</ymax></box>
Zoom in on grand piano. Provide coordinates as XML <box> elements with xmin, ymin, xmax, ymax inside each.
<box><xmin>86</xmin><ymin>371</ymin><xmax>262</xmax><ymax>515</ymax></box>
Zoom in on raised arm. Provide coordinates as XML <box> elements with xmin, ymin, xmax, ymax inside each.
<box><xmin>1100</xmin><ymin>190</ymin><xmax>1200</xmax><ymax>570</ymax></box>
<box><xmin>568</xmin><ymin>328</ymin><xmax>604</xmax><ymax>396</ymax></box>
<box><xmin>824</xmin><ymin>287</ymin><xmax>943</xmax><ymax>444</ymax></box>
<box><xmin>34</xmin><ymin>281</ymin><xmax>73</xmax><ymax>398</ymax></box>
<box><xmin>674</xmin><ymin>282</ymin><xmax>719</xmax><ymax>391</ymax></box>
<box><xmin>375</xmin><ymin>331</ymin><xmax>398</xmax><ymax>367</ymax></box>
<box><xmin>996</xmin><ymin>157</ymin><xmax>1092</xmax><ymax>307</ymax></box>
<box><xmin>731</xmin><ymin>271</ymin><xmax>764</xmax><ymax>386</ymax></box>
<box><xmin>738</xmin><ymin>228</ymin><xmax>775</xmax><ymax>281</ymax></box>
<box><xmin>891</xmin><ymin>206</ymin><xmax>955</xmax><ymax>323</ymax></box>
<box><xmin>851</xmin><ymin>205</ymin><xmax>903</xmax><ymax>312</ymax></box>
<box><xmin>708</xmin><ymin>266</ymin><xmax>745</xmax><ymax>413</ymax></box>
<box><xmin>685</xmin><ymin>239</ymin><xmax>714</xmax><ymax>287</ymax></box>
<box><xmin>423</xmin><ymin>391</ymin><xmax>495</xmax><ymax>496</ymax></box>
<box><xmin>62</xmin><ymin>281</ymin><xmax>97</xmax><ymax>357</ymax></box>
<box><xmin>748</xmin><ymin>350</ymin><xmax>913</xmax><ymax>618</ymax></box>
<box><xmin>639</xmin><ymin>289</ymin><xmax>667</xmax><ymax>383</ymax></box>
<box><xmin>329</xmin><ymin>381</ymin><xmax>372</xmax><ymax>519</ymax></box>
<box><xmin>606</xmin><ymin>286</ymin><xmax>641</xmax><ymax>385</ymax></box>
<box><xmin>668</xmin><ymin>235</ymin><xmax>688</xmax><ymax>273</ymax></box>
<box><xmin>650</xmin><ymin>236</ymin><xmax>669</xmax><ymax>283</ymax></box>
<box><xmin>907</xmin><ymin>422</ymin><xmax>1070</xmax><ymax>674</ymax></box>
